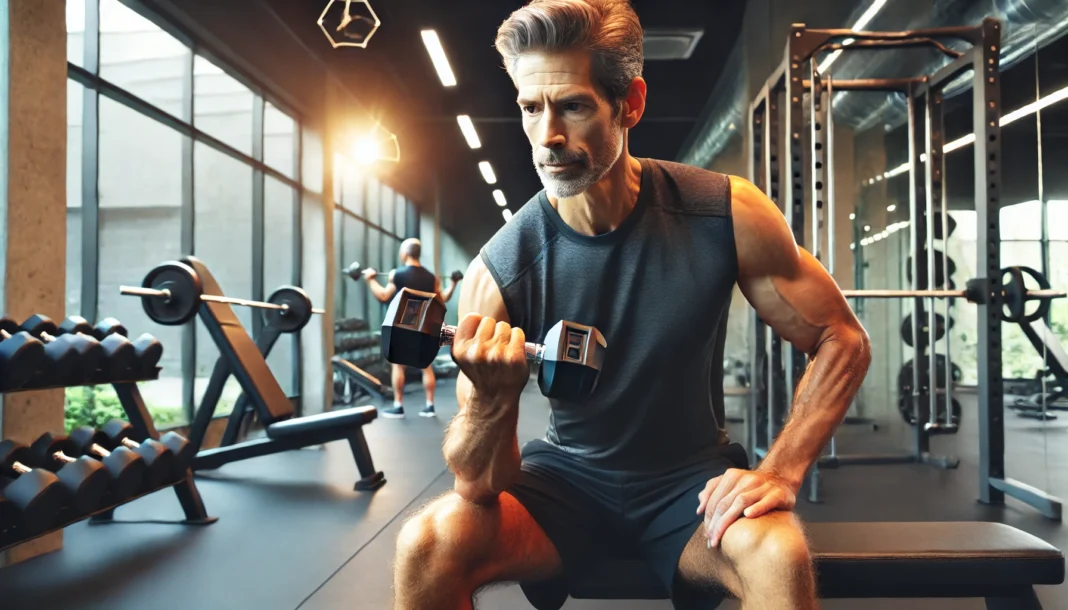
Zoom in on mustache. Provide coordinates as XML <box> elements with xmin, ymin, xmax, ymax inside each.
<box><xmin>535</xmin><ymin>149</ymin><xmax>587</xmax><ymax>166</ymax></box>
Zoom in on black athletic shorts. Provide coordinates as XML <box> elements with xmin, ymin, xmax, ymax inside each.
<box><xmin>507</xmin><ymin>439</ymin><xmax>749</xmax><ymax>609</ymax></box>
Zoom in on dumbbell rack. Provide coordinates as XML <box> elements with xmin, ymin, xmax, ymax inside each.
<box><xmin>0</xmin><ymin>346</ymin><xmax>216</xmax><ymax>553</ymax></box>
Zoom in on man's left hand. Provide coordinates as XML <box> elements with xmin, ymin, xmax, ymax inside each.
<box><xmin>696</xmin><ymin>468</ymin><xmax>797</xmax><ymax>548</ymax></box>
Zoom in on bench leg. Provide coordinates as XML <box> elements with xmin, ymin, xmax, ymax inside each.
<box><xmin>985</xmin><ymin>587</ymin><xmax>1043</xmax><ymax>610</ymax></box>
<box><xmin>347</xmin><ymin>428</ymin><xmax>386</xmax><ymax>491</ymax></box>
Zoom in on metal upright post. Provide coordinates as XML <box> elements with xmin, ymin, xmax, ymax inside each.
<box><xmin>974</xmin><ymin>19</ymin><xmax>1005</xmax><ymax>508</ymax></box>
<box><xmin>765</xmin><ymin>83</ymin><xmax>783</xmax><ymax>458</ymax></box>
<box><xmin>748</xmin><ymin>96</ymin><xmax>768</xmax><ymax>459</ymax></box>
<box><xmin>781</xmin><ymin>26</ymin><xmax>808</xmax><ymax>438</ymax></box>
<box><xmin>906</xmin><ymin>83</ymin><xmax>931</xmax><ymax>460</ymax></box>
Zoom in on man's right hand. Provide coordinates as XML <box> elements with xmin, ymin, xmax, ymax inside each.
<box><xmin>452</xmin><ymin>313</ymin><xmax>530</xmax><ymax>403</ymax></box>
<box><xmin>361</xmin><ymin>268</ymin><xmax>378</xmax><ymax>281</ymax></box>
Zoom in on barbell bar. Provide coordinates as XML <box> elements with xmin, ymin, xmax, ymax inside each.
<box><xmin>840</xmin><ymin>288</ymin><xmax>1066</xmax><ymax>299</ymax></box>
<box><xmin>120</xmin><ymin>286</ymin><xmax>325</xmax><ymax>315</ymax></box>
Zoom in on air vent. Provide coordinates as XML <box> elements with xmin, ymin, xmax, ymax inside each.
<box><xmin>643</xmin><ymin>28</ymin><xmax>704</xmax><ymax>61</ymax></box>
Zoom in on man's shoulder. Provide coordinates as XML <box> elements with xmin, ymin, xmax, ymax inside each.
<box><xmin>479</xmin><ymin>191</ymin><xmax>558</xmax><ymax>289</ymax></box>
<box><xmin>646</xmin><ymin>158</ymin><xmax>733</xmax><ymax>217</ymax></box>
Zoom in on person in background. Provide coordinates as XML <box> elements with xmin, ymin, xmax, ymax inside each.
<box><xmin>363</xmin><ymin>238</ymin><xmax>460</xmax><ymax>418</ymax></box>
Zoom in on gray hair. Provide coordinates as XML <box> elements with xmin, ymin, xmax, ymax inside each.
<box><xmin>400</xmin><ymin>238</ymin><xmax>421</xmax><ymax>261</ymax></box>
<box><xmin>495</xmin><ymin>0</ymin><xmax>644</xmax><ymax>108</ymax></box>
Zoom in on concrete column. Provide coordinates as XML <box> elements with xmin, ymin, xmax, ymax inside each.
<box><xmin>0</xmin><ymin>0</ymin><xmax>68</xmax><ymax>566</ymax></box>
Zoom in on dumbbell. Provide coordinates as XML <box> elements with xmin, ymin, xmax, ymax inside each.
<box><xmin>67</xmin><ymin>427</ymin><xmax>148</xmax><ymax>502</ymax></box>
<box><xmin>0</xmin><ymin>440</ymin><xmax>69</xmax><ymax>534</ymax></box>
<box><xmin>94</xmin><ymin>317</ymin><xmax>163</xmax><ymax>377</ymax></box>
<box><xmin>382</xmin><ymin>288</ymin><xmax>606</xmax><ymax>401</ymax></box>
<box><xmin>0</xmin><ymin>325</ymin><xmax>45</xmax><ymax>391</ymax></box>
<box><xmin>99</xmin><ymin>420</ymin><xmax>181</xmax><ymax>486</ymax></box>
<box><xmin>58</xmin><ymin>316</ymin><xmax>149</xmax><ymax>380</ymax></box>
<box><xmin>0</xmin><ymin>317</ymin><xmax>80</xmax><ymax>386</ymax></box>
<box><xmin>16</xmin><ymin>315</ymin><xmax>104</xmax><ymax>385</ymax></box>
<box><xmin>27</xmin><ymin>433</ymin><xmax>111</xmax><ymax>514</ymax></box>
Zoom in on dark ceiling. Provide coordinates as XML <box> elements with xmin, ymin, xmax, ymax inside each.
<box><xmin>259</xmin><ymin>0</ymin><xmax>745</xmax><ymax>253</ymax></box>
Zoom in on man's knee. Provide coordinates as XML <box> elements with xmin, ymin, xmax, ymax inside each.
<box><xmin>720</xmin><ymin>511</ymin><xmax>811</xmax><ymax>573</ymax></box>
<box><xmin>395</xmin><ymin>493</ymin><xmax>496</xmax><ymax>574</ymax></box>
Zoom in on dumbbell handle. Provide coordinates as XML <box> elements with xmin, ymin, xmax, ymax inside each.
<box><xmin>119</xmin><ymin>438</ymin><xmax>140</xmax><ymax>451</ymax></box>
<box><xmin>11</xmin><ymin>461</ymin><xmax>31</xmax><ymax>475</ymax></box>
<box><xmin>86</xmin><ymin>443</ymin><xmax>112</xmax><ymax>458</ymax></box>
<box><xmin>52</xmin><ymin>451</ymin><xmax>78</xmax><ymax>464</ymax></box>
<box><xmin>439</xmin><ymin>325</ymin><xmax>545</xmax><ymax>365</ymax></box>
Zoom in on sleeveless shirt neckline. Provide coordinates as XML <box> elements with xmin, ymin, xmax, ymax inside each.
<box><xmin>538</xmin><ymin>158</ymin><xmax>652</xmax><ymax>246</ymax></box>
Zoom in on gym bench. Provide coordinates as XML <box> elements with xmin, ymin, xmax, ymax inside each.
<box><xmin>180</xmin><ymin>257</ymin><xmax>385</xmax><ymax>491</ymax></box>
<box><xmin>525</xmin><ymin>522</ymin><xmax>1064</xmax><ymax>609</ymax></box>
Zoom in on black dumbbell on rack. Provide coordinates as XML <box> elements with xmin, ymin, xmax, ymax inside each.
<box><xmin>56</xmin><ymin>429</ymin><xmax>148</xmax><ymax>504</ymax></box>
<box><xmin>10</xmin><ymin>315</ymin><xmax>103</xmax><ymax>386</ymax></box>
<box><xmin>99</xmin><ymin>420</ymin><xmax>179</xmax><ymax>487</ymax></box>
<box><xmin>91</xmin><ymin>317</ymin><xmax>163</xmax><ymax>378</ymax></box>
<box><xmin>27</xmin><ymin>433</ymin><xmax>112</xmax><ymax>515</ymax></box>
<box><xmin>0</xmin><ymin>440</ymin><xmax>69</xmax><ymax>534</ymax></box>
<box><xmin>0</xmin><ymin>317</ymin><xmax>83</xmax><ymax>386</ymax></box>
<box><xmin>0</xmin><ymin>325</ymin><xmax>45</xmax><ymax>391</ymax></box>
<box><xmin>56</xmin><ymin>316</ymin><xmax>139</xmax><ymax>381</ymax></box>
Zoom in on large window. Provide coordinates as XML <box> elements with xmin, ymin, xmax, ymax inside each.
<box><xmin>264</xmin><ymin>176</ymin><xmax>298</xmax><ymax>395</ymax></box>
<box><xmin>100</xmin><ymin>0</ymin><xmax>189</xmax><ymax>119</ymax></box>
<box><xmin>97</xmin><ymin>97</ymin><xmax>186</xmax><ymax>426</ymax></box>
<box><xmin>65</xmin><ymin>1</ymin><xmax>312</xmax><ymax>431</ymax></box>
<box><xmin>67</xmin><ymin>82</ymin><xmax>84</xmax><ymax>318</ymax></box>
<box><xmin>194</xmin><ymin>55</ymin><xmax>253</xmax><ymax>155</ymax></box>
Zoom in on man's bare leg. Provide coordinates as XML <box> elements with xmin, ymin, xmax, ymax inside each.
<box><xmin>391</xmin><ymin>363</ymin><xmax>406</xmax><ymax>405</ymax></box>
<box><xmin>394</xmin><ymin>492</ymin><xmax>562</xmax><ymax>610</ymax></box>
<box><xmin>675</xmin><ymin>511</ymin><xmax>817</xmax><ymax>610</ymax></box>
<box><xmin>422</xmin><ymin>367</ymin><xmax>437</xmax><ymax>408</ymax></box>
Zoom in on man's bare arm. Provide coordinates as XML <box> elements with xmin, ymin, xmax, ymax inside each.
<box><xmin>442</xmin><ymin>256</ymin><xmax>523</xmax><ymax>505</ymax></box>
<box><xmin>438</xmin><ymin>276</ymin><xmax>459</xmax><ymax>303</ymax></box>
<box><xmin>366</xmin><ymin>270</ymin><xmax>397</xmax><ymax>303</ymax></box>
<box><xmin>732</xmin><ymin>176</ymin><xmax>872</xmax><ymax>491</ymax></box>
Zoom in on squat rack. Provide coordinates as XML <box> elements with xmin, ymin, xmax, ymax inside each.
<box><xmin>746</xmin><ymin>18</ymin><xmax>1062</xmax><ymax>520</ymax></box>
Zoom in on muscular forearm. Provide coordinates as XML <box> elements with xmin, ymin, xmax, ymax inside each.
<box><xmin>440</xmin><ymin>284</ymin><xmax>457</xmax><ymax>303</ymax></box>
<box><xmin>759</xmin><ymin>325</ymin><xmax>871</xmax><ymax>491</ymax></box>
<box><xmin>443</xmin><ymin>388</ymin><xmax>521</xmax><ymax>504</ymax></box>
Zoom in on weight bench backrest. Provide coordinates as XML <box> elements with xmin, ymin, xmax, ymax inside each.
<box><xmin>183</xmin><ymin>256</ymin><xmax>295</xmax><ymax>425</ymax></box>
<box><xmin>1023</xmin><ymin>319</ymin><xmax>1068</xmax><ymax>380</ymax></box>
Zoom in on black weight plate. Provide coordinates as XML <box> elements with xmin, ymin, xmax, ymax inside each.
<box><xmin>141</xmin><ymin>262</ymin><xmax>202</xmax><ymax>326</ymax></box>
<box><xmin>0</xmin><ymin>333</ymin><xmax>44</xmax><ymax>390</ymax></box>
<box><xmin>899</xmin><ymin>312</ymin><xmax>952</xmax><ymax>347</ymax></box>
<box><xmin>1001</xmin><ymin>266</ymin><xmax>1051</xmax><ymax>324</ymax></box>
<box><xmin>906</xmin><ymin>250</ymin><xmax>957</xmax><ymax>289</ymax></box>
<box><xmin>265</xmin><ymin>286</ymin><xmax>314</xmax><ymax>333</ymax></box>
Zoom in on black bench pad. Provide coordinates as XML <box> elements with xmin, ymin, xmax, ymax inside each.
<box><xmin>568</xmin><ymin>521</ymin><xmax>1064</xmax><ymax>601</ymax></box>
<box><xmin>266</xmin><ymin>406</ymin><xmax>378</xmax><ymax>440</ymax></box>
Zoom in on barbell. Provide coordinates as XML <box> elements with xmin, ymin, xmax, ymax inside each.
<box><xmin>841</xmin><ymin>266</ymin><xmax>1065</xmax><ymax>324</ymax></box>
<box><xmin>120</xmin><ymin>261</ymin><xmax>324</xmax><ymax>331</ymax></box>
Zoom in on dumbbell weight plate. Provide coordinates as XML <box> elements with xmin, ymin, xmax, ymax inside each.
<box><xmin>264</xmin><ymin>286</ymin><xmax>314</xmax><ymax>333</ymax></box>
<box><xmin>537</xmin><ymin>320</ymin><xmax>607</xmax><ymax>401</ymax></box>
<box><xmin>0</xmin><ymin>470</ymin><xmax>66</xmax><ymax>534</ymax></box>
<box><xmin>140</xmin><ymin>262</ymin><xmax>202</xmax><ymax>326</ymax></box>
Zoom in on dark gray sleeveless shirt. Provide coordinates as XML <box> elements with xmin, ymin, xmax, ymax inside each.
<box><xmin>480</xmin><ymin>158</ymin><xmax>737</xmax><ymax>472</ymax></box>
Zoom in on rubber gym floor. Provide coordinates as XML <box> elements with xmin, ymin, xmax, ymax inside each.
<box><xmin>0</xmin><ymin>380</ymin><xmax>1064</xmax><ymax>610</ymax></box>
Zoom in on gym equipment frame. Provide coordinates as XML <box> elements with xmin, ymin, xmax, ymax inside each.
<box><xmin>745</xmin><ymin>19</ymin><xmax>1062</xmax><ymax>520</ymax></box>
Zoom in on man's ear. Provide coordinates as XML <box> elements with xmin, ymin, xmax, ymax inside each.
<box><xmin>620</xmin><ymin>77</ymin><xmax>647</xmax><ymax>129</ymax></box>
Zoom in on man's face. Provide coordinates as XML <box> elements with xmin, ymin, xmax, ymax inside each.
<box><xmin>514</xmin><ymin>49</ymin><xmax>624</xmax><ymax>198</ymax></box>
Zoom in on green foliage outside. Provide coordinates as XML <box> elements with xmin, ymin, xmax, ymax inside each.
<box><xmin>64</xmin><ymin>385</ymin><xmax>184</xmax><ymax>433</ymax></box>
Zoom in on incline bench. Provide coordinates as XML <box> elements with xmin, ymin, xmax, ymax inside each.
<box><xmin>1012</xmin><ymin>317</ymin><xmax>1068</xmax><ymax>419</ymax></box>
<box><xmin>524</xmin><ymin>522</ymin><xmax>1063</xmax><ymax>609</ymax></box>
<box><xmin>178</xmin><ymin>257</ymin><xmax>385</xmax><ymax>491</ymax></box>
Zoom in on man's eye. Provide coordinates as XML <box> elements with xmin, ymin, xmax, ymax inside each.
<box><xmin>564</xmin><ymin>103</ymin><xmax>582</xmax><ymax>112</ymax></box>
<box><xmin>522</xmin><ymin>105</ymin><xmax>538</xmax><ymax>114</ymax></box>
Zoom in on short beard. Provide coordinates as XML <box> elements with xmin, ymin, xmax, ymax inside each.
<box><xmin>534</xmin><ymin>123</ymin><xmax>624</xmax><ymax>198</ymax></box>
